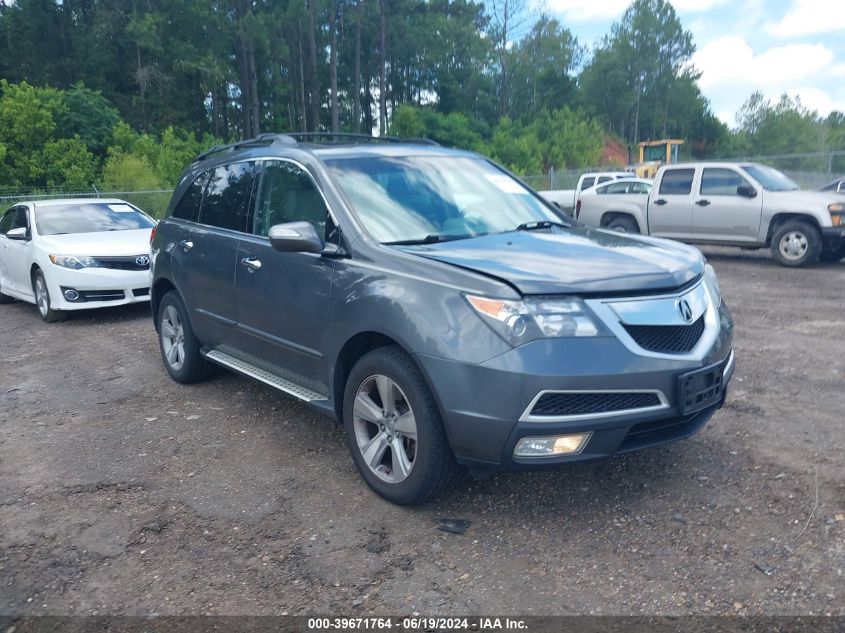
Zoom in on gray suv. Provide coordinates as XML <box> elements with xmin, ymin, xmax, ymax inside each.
<box><xmin>150</xmin><ymin>133</ymin><xmax>735</xmax><ymax>504</ymax></box>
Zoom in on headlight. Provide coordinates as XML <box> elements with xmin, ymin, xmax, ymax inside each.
<box><xmin>703</xmin><ymin>263</ymin><xmax>722</xmax><ymax>307</ymax></box>
<box><xmin>49</xmin><ymin>254</ymin><xmax>101</xmax><ymax>270</ymax></box>
<box><xmin>465</xmin><ymin>294</ymin><xmax>605</xmax><ymax>347</ymax></box>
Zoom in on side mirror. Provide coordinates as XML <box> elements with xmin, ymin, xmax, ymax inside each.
<box><xmin>6</xmin><ymin>227</ymin><xmax>28</xmax><ymax>241</ymax></box>
<box><xmin>737</xmin><ymin>185</ymin><xmax>757</xmax><ymax>198</ymax></box>
<box><xmin>268</xmin><ymin>221</ymin><xmax>324</xmax><ymax>254</ymax></box>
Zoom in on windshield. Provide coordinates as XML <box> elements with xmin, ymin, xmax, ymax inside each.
<box><xmin>35</xmin><ymin>203</ymin><xmax>155</xmax><ymax>236</ymax></box>
<box><xmin>740</xmin><ymin>164</ymin><xmax>799</xmax><ymax>192</ymax></box>
<box><xmin>323</xmin><ymin>155</ymin><xmax>563</xmax><ymax>244</ymax></box>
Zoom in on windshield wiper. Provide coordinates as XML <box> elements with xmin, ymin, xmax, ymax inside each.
<box><xmin>512</xmin><ymin>220</ymin><xmax>570</xmax><ymax>232</ymax></box>
<box><xmin>383</xmin><ymin>233</ymin><xmax>477</xmax><ymax>246</ymax></box>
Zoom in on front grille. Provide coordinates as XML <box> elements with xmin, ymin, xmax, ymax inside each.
<box><xmin>94</xmin><ymin>256</ymin><xmax>149</xmax><ymax>271</ymax></box>
<box><xmin>530</xmin><ymin>391</ymin><xmax>662</xmax><ymax>417</ymax></box>
<box><xmin>78</xmin><ymin>289</ymin><xmax>126</xmax><ymax>302</ymax></box>
<box><xmin>623</xmin><ymin>315</ymin><xmax>705</xmax><ymax>353</ymax></box>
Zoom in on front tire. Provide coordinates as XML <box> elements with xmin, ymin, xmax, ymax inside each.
<box><xmin>33</xmin><ymin>270</ymin><xmax>66</xmax><ymax>322</ymax></box>
<box><xmin>770</xmin><ymin>220</ymin><xmax>821</xmax><ymax>267</ymax></box>
<box><xmin>157</xmin><ymin>290</ymin><xmax>213</xmax><ymax>383</ymax></box>
<box><xmin>342</xmin><ymin>346</ymin><xmax>461</xmax><ymax>505</ymax></box>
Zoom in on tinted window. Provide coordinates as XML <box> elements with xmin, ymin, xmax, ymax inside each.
<box><xmin>253</xmin><ymin>161</ymin><xmax>331</xmax><ymax>240</ymax></box>
<box><xmin>700</xmin><ymin>168</ymin><xmax>749</xmax><ymax>195</ymax></box>
<box><xmin>0</xmin><ymin>208</ymin><xmax>15</xmax><ymax>233</ymax></box>
<box><xmin>632</xmin><ymin>182</ymin><xmax>652</xmax><ymax>194</ymax></box>
<box><xmin>659</xmin><ymin>169</ymin><xmax>695</xmax><ymax>195</ymax></box>
<box><xmin>199</xmin><ymin>162</ymin><xmax>257</xmax><ymax>231</ymax></box>
<box><xmin>172</xmin><ymin>172</ymin><xmax>209</xmax><ymax>221</ymax></box>
<box><xmin>597</xmin><ymin>176</ymin><xmax>613</xmax><ymax>184</ymax></box>
<box><xmin>603</xmin><ymin>182</ymin><xmax>630</xmax><ymax>194</ymax></box>
<box><xmin>35</xmin><ymin>203</ymin><xmax>153</xmax><ymax>235</ymax></box>
<box><xmin>580</xmin><ymin>177</ymin><xmax>595</xmax><ymax>190</ymax></box>
<box><xmin>11</xmin><ymin>207</ymin><xmax>28</xmax><ymax>231</ymax></box>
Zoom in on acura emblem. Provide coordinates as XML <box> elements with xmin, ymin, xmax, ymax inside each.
<box><xmin>677</xmin><ymin>298</ymin><xmax>693</xmax><ymax>322</ymax></box>
<box><xmin>135</xmin><ymin>255</ymin><xmax>150</xmax><ymax>267</ymax></box>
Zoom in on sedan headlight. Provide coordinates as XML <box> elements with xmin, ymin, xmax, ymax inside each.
<box><xmin>465</xmin><ymin>294</ymin><xmax>605</xmax><ymax>347</ymax></box>
<box><xmin>49</xmin><ymin>254</ymin><xmax>101</xmax><ymax>270</ymax></box>
<box><xmin>703</xmin><ymin>263</ymin><xmax>722</xmax><ymax>307</ymax></box>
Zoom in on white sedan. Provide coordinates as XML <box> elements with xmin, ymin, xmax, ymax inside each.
<box><xmin>0</xmin><ymin>198</ymin><xmax>156</xmax><ymax>322</ymax></box>
<box><xmin>575</xmin><ymin>177</ymin><xmax>653</xmax><ymax>233</ymax></box>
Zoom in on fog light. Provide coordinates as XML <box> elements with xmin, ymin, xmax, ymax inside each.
<box><xmin>514</xmin><ymin>432</ymin><xmax>591</xmax><ymax>457</ymax></box>
<box><xmin>63</xmin><ymin>288</ymin><xmax>80</xmax><ymax>301</ymax></box>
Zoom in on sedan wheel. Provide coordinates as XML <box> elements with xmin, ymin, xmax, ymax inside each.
<box><xmin>352</xmin><ymin>374</ymin><xmax>417</xmax><ymax>484</ymax></box>
<box><xmin>35</xmin><ymin>275</ymin><xmax>50</xmax><ymax>318</ymax></box>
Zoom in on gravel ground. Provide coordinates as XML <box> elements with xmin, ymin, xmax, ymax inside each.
<box><xmin>1</xmin><ymin>248</ymin><xmax>843</xmax><ymax>617</ymax></box>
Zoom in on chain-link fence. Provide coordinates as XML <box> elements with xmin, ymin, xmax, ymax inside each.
<box><xmin>526</xmin><ymin>151</ymin><xmax>845</xmax><ymax>191</ymax></box>
<box><xmin>0</xmin><ymin>187</ymin><xmax>173</xmax><ymax>219</ymax></box>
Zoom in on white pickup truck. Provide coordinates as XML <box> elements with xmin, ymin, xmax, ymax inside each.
<box><xmin>575</xmin><ymin>162</ymin><xmax>845</xmax><ymax>266</ymax></box>
<box><xmin>539</xmin><ymin>171</ymin><xmax>632</xmax><ymax>215</ymax></box>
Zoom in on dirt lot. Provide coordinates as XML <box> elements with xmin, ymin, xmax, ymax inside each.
<box><xmin>1</xmin><ymin>248</ymin><xmax>843</xmax><ymax>617</ymax></box>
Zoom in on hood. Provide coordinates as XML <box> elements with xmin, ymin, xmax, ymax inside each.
<box><xmin>400</xmin><ymin>227</ymin><xmax>704</xmax><ymax>295</ymax></box>
<box><xmin>763</xmin><ymin>189</ymin><xmax>840</xmax><ymax>210</ymax></box>
<box><xmin>37</xmin><ymin>229</ymin><xmax>153</xmax><ymax>257</ymax></box>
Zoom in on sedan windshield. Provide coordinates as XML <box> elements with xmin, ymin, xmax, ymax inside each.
<box><xmin>323</xmin><ymin>155</ymin><xmax>564</xmax><ymax>244</ymax></box>
<box><xmin>741</xmin><ymin>164</ymin><xmax>799</xmax><ymax>192</ymax></box>
<box><xmin>36</xmin><ymin>203</ymin><xmax>155</xmax><ymax>236</ymax></box>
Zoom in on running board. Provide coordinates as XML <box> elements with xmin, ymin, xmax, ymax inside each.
<box><xmin>205</xmin><ymin>349</ymin><xmax>325</xmax><ymax>403</ymax></box>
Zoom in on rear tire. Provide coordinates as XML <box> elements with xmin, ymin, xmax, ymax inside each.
<box><xmin>604</xmin><ymin>215</ymin><xmax>640</xmax><ymax>234</ymax></box>
<box><xmin>157</xmin><ymin>290</ymin><xmax>213</xmax><ymax>384</ymax></box>
<box><xmin>770</xmin><ymin>220</ymin><xmax>821</xmax><ymax>267</ymax></box>
<box><xmin>342</xmin><ymin>346</ymin><xmax>462</xmax><ymax>505</ymax></box>
<box><xmin>32</xmin><ymin>270</ymin><xmax>67</xmax><ymax>322</ymax></box>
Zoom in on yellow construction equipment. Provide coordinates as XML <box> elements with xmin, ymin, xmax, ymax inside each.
<box><xmin>632</xmin><ymin>139</ymin><xmax>684</xmax><ymax>178</ymax></box>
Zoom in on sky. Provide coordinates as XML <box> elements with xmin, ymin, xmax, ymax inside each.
<box><xmin>544</xmin><ymin>0</ymin><xmax>845</xmax><ymax>127</ymax></box>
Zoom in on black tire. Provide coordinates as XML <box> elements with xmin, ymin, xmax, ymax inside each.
<box><xmin>342</xmin><ymin>346</ymin><xmax>462</xmax><ymax>505</ymax></box>
<box><xmin>32</xmin><ymin>270</ymin><xmax>67</xmax><ymax>322</ymax></box>
<box><xmin>0</xmin><ymin>280</ymin><xmax>14</xmax><ymax>304</ymax></box>
<box><xmin>156</xmin><ymin>290</ymin><xmax>213</xmax><ymax>383</ymax></box>
<box><xmin>819</xmin><ymin>245</ymin><xmax>845</xmax><ymax>263</ymax></box>
<box><xmin>604</xmin><ymin>215</ymin><xmax>640</xmax><ymax>234</ymax></box>
<box><xmin>770</xmin><ymin>220</ymin><xmax>821</xmax><ymax>267</ymax></box>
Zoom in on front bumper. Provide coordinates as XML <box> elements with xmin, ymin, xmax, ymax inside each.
<box><xmin>415</xmin><ymin>302</ymin><xmax>734</xmax><ymax>473</ymax></box>
<box><xmin>43</xmin><ymin>265</ymin><xmax>151</xmax><ymax>310</ymax></box>
<box><xmin>821</xmin><ymin>226</ymin><xmax>845</xmax><ymax>250</ymax></box>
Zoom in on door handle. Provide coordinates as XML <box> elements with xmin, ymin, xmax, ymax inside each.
<box><xmin>653</xmin><ymin>199</ymin><xmax>668</xmax><ymax>206</ymax></box>
<box><xmin>240</xmin><ymin>257</ymin><xmax>262</xmax><ymax>271</ymax></box>
<box><xmin>179</xmin><ymin>240</ymin><xmax>194</xmax><ymax>251</ymax></box>
<box><xmin>695</xmin><ymin>199</ymin><xmax>711</xmax><ymax>206</ymax></box>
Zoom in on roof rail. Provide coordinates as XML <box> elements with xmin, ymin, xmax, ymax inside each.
<box><xmin>191</xmin><ymin>131</ymin><xmax>439</xmax><ymax>163</ymax></box>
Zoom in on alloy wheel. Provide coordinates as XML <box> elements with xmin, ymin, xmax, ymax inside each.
<box><xmin>779</xmin><ymin>231</ymin><xmax>808</xmax><ymax>261</ymax></box>
<box><xmin>160</xmin><ymin>305</ymin><xmax>186</xmax><ymax>371</ymax></box>
<box><xmin>352</xmin><ymin>374</ymin><xmax>417</xmax><ymax>484</ymax></box>
<box><xmin>35</xmin><ymin>276</ymin><xmax>49</xmax><ymax>317</ymax></box>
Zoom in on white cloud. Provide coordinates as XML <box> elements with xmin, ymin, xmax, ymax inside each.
<box><xmin>765</xmin><ymin>0</ymin><xmax>845</xmax><ymax>37</ymax></box>
<box><xmin>545</xmin><ymin>0</ymin><xmax>726</xmax><ymax>22</ymax></box>
<box><xmin>693</xmin><ymin>35</ymin><xmax>833</xmax><ymax>88</ymax></box>
<box><xmin>692</xmin><ymin>35</ymin><xmax>844</xmax><ymax>124</ymax></box>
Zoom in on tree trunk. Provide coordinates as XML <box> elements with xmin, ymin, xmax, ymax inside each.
<box><xmin>379</xmin><ymin>0</ymin><xmax>387</xmax><ymax>135</ymax></box>
<box><xmin>298</xmin><ymin>19</ymin><xmax>307</xmax><ymax>132</ymax></box>
<box><xmin>353</xmin><ymin>19</ymin><xmax>361</xmax><ymax>133</ymax></box>
<box><xmin>329</xmin><ymin>2</ymin><xmax>339</xmax><ymax>133</ymax></box>
<box><xmin>306</xmin><ymin>0</ymin><xmax>320</xmax><ymax>132</ymax></box>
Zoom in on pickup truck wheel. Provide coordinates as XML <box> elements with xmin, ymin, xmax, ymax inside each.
<box><xmin>605</xmin><ymin>216</ymin><xmax>639</xmax><ymax>234</ymax></box>
<box><xmin>343</xmin><ymin>346</ymin><xmax>462</xmax><ymax>505</ymax></box>
<box><xmin>770</xmin><ymin>221</ymin><xmax>821</xmax><ymax>267</ymax></box>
